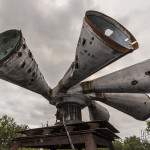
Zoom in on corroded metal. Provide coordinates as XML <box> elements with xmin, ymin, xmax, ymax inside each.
<box><xmin>0</xmin><ymin>30</ymin><xmax>53</xmax><ymax>104</ymax></box>
<box><xmin>1</xmin><ymin>10</ymin><xmax>149</xmax><ymax>127</ymax></box>
<box><xmin>11</xmin><ymin>121</ymin><xmax>118</xmax><ymax>150</ymax></box>
<box><xmin>53</xmin><ymin>10</ymin><xmax>138</xmax><ymax>95</ymax></box>
<box><xmin>90</xmin><ymin>93</ymin><xmax>150</xmax><ymax>121</ymax></box>
<box><xmin>74</xmin><ymin>59</ymin><xmax>150</xmax><ymax>94</ymax></box>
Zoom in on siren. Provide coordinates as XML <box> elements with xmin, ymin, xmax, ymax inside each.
<box><xmin>77</xmin><ymin>59</ymin><xmax>150</xmax><ymax>94</ymax></box>
<box><xmin>54</xmin><ymin>10</ymin><xmax>138</xmax><ymax>94</ymax></box>
<box><xmin>93</xmin><ymin>93</ymin><xmax>150</xmax><ymax>121</ymax></box>
<box><xmin>0</xmin><ymin>30</ymin><xmax>52</xmax><ymax>103</ymax></box>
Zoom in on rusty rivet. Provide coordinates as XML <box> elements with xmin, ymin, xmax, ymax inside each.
<box><xmin>131</xmin><ymin>80</ymin><xmax>138</xmax><ymax>85</ymax></box>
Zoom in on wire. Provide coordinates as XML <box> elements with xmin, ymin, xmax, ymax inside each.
<box><xmin>62</xmin><ymin>115</ymin><xmax>76</xmax><ymax>150</ymax></box>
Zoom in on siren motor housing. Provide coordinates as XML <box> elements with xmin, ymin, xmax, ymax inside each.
<box><xmin>0</xmin><ymin>30</ymin><xmax>52</xmax><ymax>103</ymax></box>
<box><xmin>54</xmin><ymin>10</ymin><xmax>138</xmax><ymax>95</ymax></box>
<box><xmin>88</xmin><ymin>101</ymin><xmax>110</xmax><ymax>121</ymax></box>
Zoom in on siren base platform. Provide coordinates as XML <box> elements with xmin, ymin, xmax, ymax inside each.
<box><xmin>11</xmin><ymin>121</ymin><xmax>119</xmax><ymax>150</ymax></box>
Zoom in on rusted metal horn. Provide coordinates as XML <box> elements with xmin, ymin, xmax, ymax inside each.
<box><xmin>53</xmin><ymin>11</ymin><xmax>138</xmax><ymax>95</ymax></box>
<box><xmin>0</xmin><ymin>29</ymin><xmax>53</xmax><ymax>104</ymax></box>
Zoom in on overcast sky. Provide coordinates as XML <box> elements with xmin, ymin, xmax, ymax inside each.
<box><xmin>0</xmin><ymin>0</ymin><xmax>150</xmax><ymax>138</ymax></box>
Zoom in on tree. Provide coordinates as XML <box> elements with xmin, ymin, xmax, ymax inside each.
<box><xmin>123</xmin><ymin>136</ymin><xmax>145</xmax><ymax>150</ymax></box>
<box><xmin>0</xmin><ymin>114</ymin><xmax>28</xmax><ymax>150</ymax></box>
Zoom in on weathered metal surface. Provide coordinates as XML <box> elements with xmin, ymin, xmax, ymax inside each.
<box><xmin>53</xmin><ymin>10</ymin><xmax>138</xmax><ymax>95</ymax></box>
<box><xmin>88</xmin><ymin>101</ymin><xmax>110</xmax><ymax>121</ymax></box>
<box><xmin>11</xmin><ymin>121</ymin><xmax>118</xmax><ymax>149</ymax></box>
<box><xmin>0</xmin><ymin>30</ymin><xmax>53</xmax><ymax>104</ymax></box>
<box><xmin>90</xmin><ymin>93</ymin><xmax>150</xmax><ymax>121</ymax></box>
<box><xmin>19</xmin><ymin>121</ymin><xmax>119</xmax><ymax>136</ymax></box>
<box><xmin>56</xmin><ymin>103</ymin><xmax>82</xmax><ymax>124</ymax></box>
<box><xmin>0</xmin><ymin>10</ymin><xmax>148</xmax><ymax>135</ymax></box>
<box><xmin>75</xmin><ymin>59</ymin><xmax>150</xmax><ymax>94</ymax></box>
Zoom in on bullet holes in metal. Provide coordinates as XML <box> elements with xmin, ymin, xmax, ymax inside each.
<box><xmin>27</xmin><ymin>68</ymin><xmax>32</xmax><ymax>73</ymax></box>
<box><xmin>105</xmin><ymin>29</ymin><xmax>113</xmax><ymax>37</ymax></box>
<box><xmin>28</xmin><ymin>51</ymin><xmax>32</xmax><ymax>58</ymax></box>
<box><xmin>23</xmin><ymin>44</ymin><xmax>26</xmax><ymax>49</ymax></box>
<box><xmin>30</xmin><ymin>78</ymin><xmax>34</xmax><ymax>82</ymax></box>
<box><xmin>84</xmin><ymin>50</ymin><xmax>87</xmax><ymax>53</ymax></box>
<box><xmin>20</xmin><ymin>61</ymin><xmax>25</xmax><ymax>68</ymax></box>
<box><xmin>90</xmin><ymin>37</ymin><xmax>94</xmax><ymax>45</ymax></box>
<box><xmin>75</xmin><ymin>55</ymin><xmax>79</xmax><ymax>69</ymax></box>
<box><xmin>17</xmin><ymin>52</ymin><xmax>22</xmax><ymax>57</ymax></box>
<box><xmin>131</xmin><ymin>80</ymin><xmax>138</xmax><ymax>85</ymax></box>
<box><xmin>91</xmin><ymin>54</ymin><xmax>95</xmax><ymax>58</ymax></box>
<box><xmin>75</xmin><ymin>62</ymin><xmax>79</xmax><ymax>69</ymax></box>
<box><xmin>82</xmin><ymin>38</ymin><xmax>86</xmax><ymax>46</ymax></box>
<box><xmin>78</xmin><ymin>38</ymin><xmax>81</xmax><ymax>46</ymax></box>
<box><xmin>145</xmin><ymin>71</ymin><xmax>150</xmax><ymax>76</ymax></box>
<box><xmin>32</xmin><ymin>72</ymin><xmax>35</xmax><ymax>77</ymax></box>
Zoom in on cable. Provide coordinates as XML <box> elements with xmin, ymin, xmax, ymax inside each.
<box><xmin>62</xmin><ymin>115</ymin><xmax>76</xmax><ymax>150</ymax></box>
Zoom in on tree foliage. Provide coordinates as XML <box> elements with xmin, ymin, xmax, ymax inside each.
<box><xmin>100</xmin><ymin>121</ymin><xmax>150</xmax><ymax>150</ymax></box>
<box><xmin>0</xmin><ymin>115</ymin><xmax>28</xmax><ymax>150</ymax></box>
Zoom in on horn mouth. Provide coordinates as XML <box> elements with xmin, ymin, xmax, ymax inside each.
<box><xmin>0</xmin><ymin>29</ymin><xmax>22</xmax><ymax>62</ymax></box>
<box><xmin>85</xmin><ymin>10</ymin><xmax>138</xmax><ymax>53</ymax></box>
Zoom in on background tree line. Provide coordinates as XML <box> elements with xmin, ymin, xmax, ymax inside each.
<box><xmin>0</xmin><ymin>114</ymin><xmax>150</xmax><ymax>150</ymax></box>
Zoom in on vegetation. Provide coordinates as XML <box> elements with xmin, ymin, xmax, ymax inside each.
<box><xmin>0</xmin><ymin>115</ymin><xmax>28</xmax><ymax>150</ymax></box>
<box><xmin>101</xmin><ymin>121</ymin><xmax>150</xmax><ymax>150</ymax></box>
<box><xmin>0</xmin><ymin>114</ymin><xmax>150</xmax><ymax>150</ymax></box>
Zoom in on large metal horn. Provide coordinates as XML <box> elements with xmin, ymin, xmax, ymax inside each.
<box><xmin>88</xmin><ymin>101</ymin><xmax>110</xmax><ymax>121</ymax></box>
<box><xmin>53</xmin><ymin>10</ymin><xmax>138</xmax><ymax>94</ymax></box>
<box><xmin>78</xmin><ymin>59</ymin><xmax>150</xmax><ymax>94</ymax></box>
<box><xmin>0</xmin><ymin>29</ymin><xmax>53</xmax><ymax>103</ymax></box>
<box><xmin>92</xmin><ymin>93</ymin><xmax>150</xmax><ymax>121</ymax></box>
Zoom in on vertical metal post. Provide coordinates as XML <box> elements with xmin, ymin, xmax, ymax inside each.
<box><xmin>10</xmin><ymin>144</ymin><xmax>19</xmax><ymax>150</ymax></box>
<box><xmin>85</xmin><ymin>134</ymin><xmax>97</xmax><ymax>150</ymax></box>
<box><xmin>108</xmin><ymin>142</ymin><xmax>115</xmax><ymax>150</ymax></box>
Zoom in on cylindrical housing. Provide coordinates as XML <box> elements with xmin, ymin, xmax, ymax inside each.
<box><xmin>0</xmin><ymin>30</ymin><xmax>52</xmax><ymax>103</ymax></box>
<box><xmin>95</xmin><ymin>93</ymin><xmax>150</xmax><ymax>121</ymax></box>
<box><xmin>57</xmin><ymin>103</ymin><xmax>82</xmax><ymax>124</ymax></box>
<box><xmin>88</xmin><ymin>101</ymin><xmax>110</xmax><ymax>121</ymax></box>
<box><xmin>55</xmin><ymin>10</ymin><xmax>138</xmax><ymax>93</ymax></box>
<box><xmin>80</xmin><ymin>59</ymin><xmax>150</xmax><ymax>94</ymax></box>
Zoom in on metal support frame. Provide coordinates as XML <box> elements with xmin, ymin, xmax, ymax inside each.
<box><xmin>11</xmin><ymin>121</ymin><xmax>118</xmax><ymax>150</ymax></box>
<box><xmin>56</xmin><ymin>103</ymin><xmax>82</xmax><ymax>124</ymax></box>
